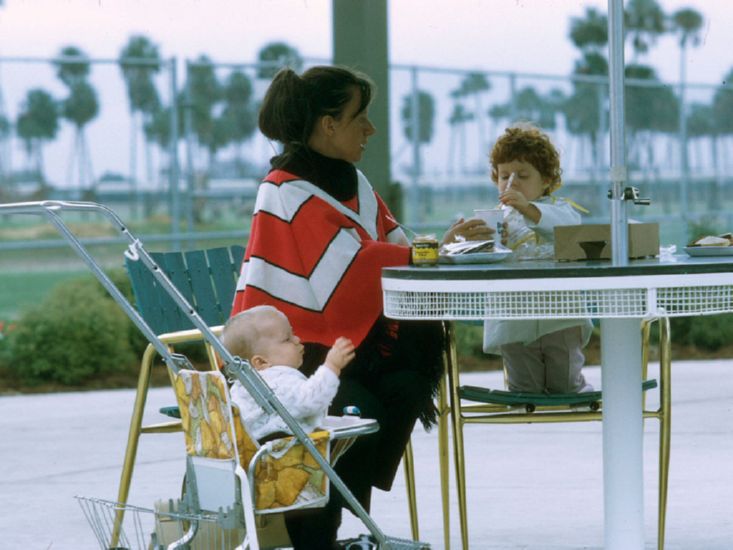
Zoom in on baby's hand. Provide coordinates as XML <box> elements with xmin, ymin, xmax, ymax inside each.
<box><xmin>324</xmin><ymin>337</ymin><xmax>355</xmax><ymax>375</ymax></box>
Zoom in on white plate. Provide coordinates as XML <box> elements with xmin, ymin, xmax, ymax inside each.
<box><xmin>684</xmin><ymin>245</ymin><xmax>733</xmax><ymax>257</ymax></box>
<box><xmin>439</xmin><ymin>249</ymin><xmax>512</xmax><ymax>264</ymax></box>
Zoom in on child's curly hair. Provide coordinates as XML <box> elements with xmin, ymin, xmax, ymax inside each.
<box><xmin>490</xmin><ymin>123</ymin><xmax>562</xmax><ymax>195</ymax></box>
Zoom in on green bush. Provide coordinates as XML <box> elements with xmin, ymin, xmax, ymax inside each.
<box><xmin>96</xmin><ymin>268</ymin><xmax>150</xmax><ymax>354</ymax></box>
<box><xmin>454</xmin><ymin>321</ymin><xmax>488</xmax><ymax>357</ymax></box>
<box><xmin>98</xmin><ymin>268</ymin><xmax>210</xmax><ymax>363</ymax></box>
<box><xmin>7</xmin><ymin>275</ymin><xmax>138</xmax><ymax>385</ymax></box>
<box><xmin>670</xmin><ymin>313</ymin><xmax>733</xmax><ymax>351</ymax></box>
<box><xmin>672</xmin><ymin>315</ymin><xmax>733</xmax><ymax>351</ymax></box>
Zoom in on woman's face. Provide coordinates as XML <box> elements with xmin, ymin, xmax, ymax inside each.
<box><xmin>325</xmin><ymin>88</ymin><xmax>376</xmax><ymax>163</ymax></box>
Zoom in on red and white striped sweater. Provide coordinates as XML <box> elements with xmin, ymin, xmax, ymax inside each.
<box><xmin>231</xmin><ymin>167</ymin><xmax>410</xmax><ymax>348</ymax></box>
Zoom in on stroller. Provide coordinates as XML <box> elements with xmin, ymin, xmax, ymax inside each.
<box><xmin>1</xmin><ymin>200</ymin><xmax>429</xmax><ymax>550</ymax></box>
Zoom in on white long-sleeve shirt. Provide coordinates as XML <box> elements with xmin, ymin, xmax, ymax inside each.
<box><xmin>484</xmin><ymin>195</ymin><xmax>593</xmax><ymax>353</ymax></box>
<box><xmin>230</xmin><ymin>365</ymin><xmax>339</xmax><ymax>441</ymax></box>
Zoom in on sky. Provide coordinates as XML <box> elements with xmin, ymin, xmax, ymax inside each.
<box><xmin>1</xmin><ymin>0</ymin><xmax>732</xmax><ymax>189</ymax></box>
<box><xmin>1</xmin><ymin>0</ymin><xmax>731</xmax><ymax>85</ymax></box>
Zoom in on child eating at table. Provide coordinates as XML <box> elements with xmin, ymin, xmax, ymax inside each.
<box><xmin>483</xmin><ymin>123</ymin><xmax>594</xmax><ymax>393</ymax></box>
<box><xmin>221</xmin><ymin>305</ymin><xmax>355</xmax><ymax>441</ymax></box>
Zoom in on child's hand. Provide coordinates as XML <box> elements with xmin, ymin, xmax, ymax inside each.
<box><xmin>324</xmin><ymin>337</ymin><xmax>355</xmax><ymax>375</ymax></box>
<box><xmin>499</xmin><ymin>192</ymin><xmax>541</xmax><ymax>224</ymax></box>
<box><xmin>499</xmin><ymin>188</ymin><xmax>531</xmax><ymax>212</ymax></box>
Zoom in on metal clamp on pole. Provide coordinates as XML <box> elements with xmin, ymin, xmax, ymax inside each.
<box><xmin>606</xmin><ymin>186</ymin><xmax>651</xmax><ymax>206</ymax></box>
<box><xmin>624</xmin><ymin>187</ymin><xmax>651</xmax><ymax>206</ymax></box>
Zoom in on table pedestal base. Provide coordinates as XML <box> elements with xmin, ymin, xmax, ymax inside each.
<box><xmin>601</xmin><ymin>318</ymin><xmax>644</xmax><ymax>549</ymax></box>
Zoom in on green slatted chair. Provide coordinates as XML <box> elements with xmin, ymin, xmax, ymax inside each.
<box><xmin>114</xmin><ymin>245</ymin><xmax>422</xmax><ymax>544</ymax></box>
<box><xmin>125</xmin><ymin>246</ymin><xmax>244</xmax><ymax>335</ymax></box>
<box><xmin>445</xmin><ymin>317</ymin><xmax>671</xmax><ymax>550</ymax></box>
<box><xmin>113</xmin><ymin>245</ymin><xmax>245</xmax><ymax>543</ymax></box>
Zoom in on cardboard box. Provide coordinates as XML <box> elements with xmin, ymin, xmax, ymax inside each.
<box><xmin>554</xmin><ymin>222</ymin><xmax>659</xmax><ymax>261</ymax></box>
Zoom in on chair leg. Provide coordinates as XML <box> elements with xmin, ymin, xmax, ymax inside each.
<box><xmin>403</xmin><ymin>439</ymin><xmax>420</xmax><ymax>541</ymax></box>
<box><xmin>657</xmin><ymin>317</ymin><xmax>672</xmax><ymax>550</ymax></box>
<box><xmin>111</xmin><ymin>345</ymin><xmax>156</xmax><ymax>547</ymax></box>
<box><xmin>640</xmin><ymin>318</ymin><xmax>653</xmax><ymax>411</ymax></box>
<box><xmin>446</xmin><ymin>323</ymin><xmax>470</xmax><ymax>550</ymax></box>
<box><xmin>438</xmin><ymin>373</ymin><xmax>451</xmax><ymax>550</ymax></box>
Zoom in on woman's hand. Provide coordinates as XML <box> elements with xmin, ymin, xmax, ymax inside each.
<box><xmin>442</xmin><ymin>217</ymin><xmax>494</xmax><ymax>245</ymax></box>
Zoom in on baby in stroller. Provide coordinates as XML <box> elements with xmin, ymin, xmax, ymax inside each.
<box><xmin>221</xmin><ymin>305</ymin><xmax>355</xmax><ymax>442</ymax></box>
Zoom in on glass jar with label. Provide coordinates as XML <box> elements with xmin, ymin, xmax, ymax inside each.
<box><xmin>411</xmin><ymin>234</ymin><xmax>439</xmax><ymax>266</ymax></box>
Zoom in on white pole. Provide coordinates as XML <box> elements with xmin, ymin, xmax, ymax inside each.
<box><xmin>608</xmin><ymin>0</ymin><xmax>629</xmax><ymax>265</ymax></box>
<box><xmin>601</xmin><ymin>318</ymin><xmax>645</xmax><ymax>548</ymax></box>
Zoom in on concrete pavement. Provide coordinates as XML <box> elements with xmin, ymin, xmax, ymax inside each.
<box><xmin>1</xmin><ymin>360</ymin><xmax>732</xmax><ymax>549</ymax></box>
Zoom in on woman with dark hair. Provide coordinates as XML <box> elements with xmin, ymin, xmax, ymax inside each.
<box><xmin>232</xmin><ymin>65</ymin><xmax>491</xmax><ymax>548</ymax></box>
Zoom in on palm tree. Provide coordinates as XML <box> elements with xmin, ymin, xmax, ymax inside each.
<box><xmin>256</xmin><ymin>42</ymin><xmax>303</xmax><ymax>79</ymax></box>
<box><xmin>567</xmin><ymin>7</ymin><xmax>608</xmax><ymax>182</ymax></box>
<box><xmin>119</xmin><ymin>35</ymin><xmax>161</xmax><ymax>217</ymax></box>
<box><xmin>143</xmin><ymin>104</ymin><xmax>173</xmax><ymax>197</ymax></box>
<box><xmin>143</xmin><ymin>102</ymin><xmax>184</xmax><ymax>215</ymax></box>
<box><xmin>487</xmin><ymin>103</ymin><xmax>511</xmax><ymax>144</ymax></box>
<box><xmin>61</xmin><ymin>81</ymin><xmax>99</xmax><ymax>193</ymax></box>
<box><xmin>625</xmin><ymin>64</ymin><xmax>678</xmax><ymax>177</ymax></box>
<box><xmin>457</xmin><ymin>72</ymin><xmax>491</xmax><ymax>157</ymax></box>
<box><xmin>564</xmin><ymin>52</ymin><xmax>608</xmax><ymax>178</ymax></box>
<box><xmin>686</xmin><ymin>102</ymin><xmax>714</xmax><ymax>169</ymax></box>
<box><xmin>671</xmin><ymin>7</ymin><xmax>704</xmax><ymax>216</ymax></box>
<box><xmin>15</xmin><ymin>89</ymin><xmax>59</xmax><ymax>184</ymax></box>
<box><xmin>0</xmin><ymin>113</ymin><xmax>9</xmax><ymax>187</ymax></box>
<box><xmin>569</xmin><ymin>7</ymin><xmax>608</xmax><ymax>55</ymax></box>
<box><xmin>401</xmin><ymin>89</ymin><xmax>435</xmax><ymax>178</ymax></box>
<box><xmin>624</xmin><ymin>0</ymin><xmax>666</xmax><ymax>62</ymax></box>
<box><xmin>54</xmin><ymin>45</ymin><xmax>89</xmax><ymax>86</ymax></box>
<box><xmin>511</xmin><ymin>87</ymin><xmax>561</xmax><ymax>130</ymax></box>
<box><xmin>186</xmin><ymin>55</ymin><xmax>223</xmax><ymax>169</ymax></box>
<box><xmin>447</xmin><ymin>102</ymin><xmax>473</xmax><ymax>175</ymax></box>
<box><xmin>55</xmin><ymin>46</ymin><xmax>98</xmax><ymax>194</ymax></box>
<box><xmin>712</xmin><ymin>68</ymin><xmax>733</xmax><ymax>197</ymax></box>
<box><xmin>221</xmin><ymin>70</ymin><xmax>257</xmax><ymax>174</ymax></box>
<box><xmin>181</xmin><ymin>55</ymin><xmax>226</xmax><ymax>223</ymax></box>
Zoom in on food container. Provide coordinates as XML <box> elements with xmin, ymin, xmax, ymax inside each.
<box><xmin>411</xmin><ymin>235</ymin><xmax>439</xmax><ymax>266</ymax></box>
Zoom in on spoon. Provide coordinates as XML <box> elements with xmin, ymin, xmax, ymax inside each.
<box><xmin>500</xmin><ymin>172</ymin><xmax>516</xmax><ymax>211</ymax></box>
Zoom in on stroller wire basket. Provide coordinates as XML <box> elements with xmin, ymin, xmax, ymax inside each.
<box><xmin>75</xmin><ymin>495</ymin><xmax>237</xmax><ymax>550</ymax></box>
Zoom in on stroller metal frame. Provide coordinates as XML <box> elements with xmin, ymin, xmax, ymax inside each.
<box><xmin>1</xmin><ymin>200</ymin><xmax>428</xmax><ymax>550</ymax></box>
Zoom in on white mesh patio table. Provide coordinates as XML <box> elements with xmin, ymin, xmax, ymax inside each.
<box><xmin>382</xmin><ymin>254</ymin><xmax>733</xmax><ymax>549</ymax></box>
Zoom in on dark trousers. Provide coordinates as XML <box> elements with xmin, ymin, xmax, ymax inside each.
<box><xmin>285</xmin><ymin>320</ymin><xmax>444</xmax><ymax>548</ymax></box>
<box><xmin>284</xmin><ymin>370</ymin><xmax>432</xmax><ymax>548</ymax></box>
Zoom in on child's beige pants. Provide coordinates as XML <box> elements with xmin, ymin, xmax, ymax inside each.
<box><xmin>500</xmin><ymin>325</ymin><xmax>590</xmax><ymax>394</ymax></box>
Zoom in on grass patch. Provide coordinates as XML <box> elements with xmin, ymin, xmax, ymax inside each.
<box><xmin>0</xmin><ymin>270</ymin><xmax>87</xmax><ymax>320</ymax></box>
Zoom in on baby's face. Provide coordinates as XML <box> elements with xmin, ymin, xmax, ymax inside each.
<box><xmin>496</xmin><ymin>159</ymin><xmax>547</xmax><ymax>201</ymax></box>
<box><xmin>258</xmin><ymin>314</ymin><xmax>304</xmax><ymax>369</ymax></box>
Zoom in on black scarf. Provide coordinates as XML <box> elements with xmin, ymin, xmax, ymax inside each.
<box><xmin>270</xmin><ymin>148</ymin><xmax>358</xmax><ymax>201</ymax></box>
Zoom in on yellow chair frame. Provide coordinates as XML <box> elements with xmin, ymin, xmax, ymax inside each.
<box><xmin>444</xmin><ymin>317</ymin><xmax>671</xmax><ymax>550</ymax></box>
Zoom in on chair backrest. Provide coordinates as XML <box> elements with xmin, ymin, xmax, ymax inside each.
<box><xmin>125</xmin><ymin>245</ymin><xmax>245</xmax><ymax>334</ymax></box>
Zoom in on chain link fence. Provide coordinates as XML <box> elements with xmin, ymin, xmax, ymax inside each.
<box><xmin>2</xmin><ymin>54</ymin><xmax>733</xmax><ymax>255</ymax></box>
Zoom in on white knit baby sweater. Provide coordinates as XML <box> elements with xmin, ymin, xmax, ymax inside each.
<box><xmin>230</xmin><ymin>364</ymin><xmax>339</xmax><ymax>441</ymax></box>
